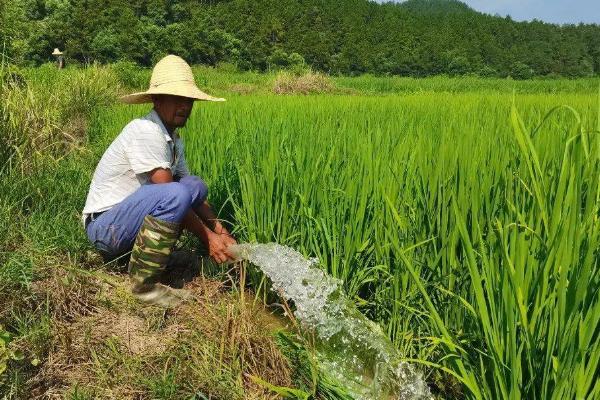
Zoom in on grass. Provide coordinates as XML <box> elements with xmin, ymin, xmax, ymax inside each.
<box><xmin>1</xmin><ymin>63</ymin><xmax>599</xmax><ymax>399</ymax></box>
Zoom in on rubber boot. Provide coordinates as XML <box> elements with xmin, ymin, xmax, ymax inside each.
<box><xmin>128</xmin><ymin>215</ymin><xmax>189</xmax><ymax>307</ymax></box>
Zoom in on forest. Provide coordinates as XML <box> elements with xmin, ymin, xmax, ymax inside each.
<box><xmin>1</xmin><ymin>0</ymin><xmax>599</xmax><ymax>78</ymax></box>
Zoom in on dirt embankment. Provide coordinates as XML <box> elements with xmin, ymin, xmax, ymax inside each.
<box><xmin>3</xmin><ymin>254</ymin><xmax>293</xmax><ymax>399</ymax></box>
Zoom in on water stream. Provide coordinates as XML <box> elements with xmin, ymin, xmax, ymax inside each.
<box><xmin>229</xmin><ymin>243</ymin><xmax>431</xmax><ymax>400</ymax></box>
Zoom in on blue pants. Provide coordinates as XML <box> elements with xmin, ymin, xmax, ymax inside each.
<box><xmin>86</xmin><ymin>175</ymin><xmax>208</xmax><ymax>260</ymax></box>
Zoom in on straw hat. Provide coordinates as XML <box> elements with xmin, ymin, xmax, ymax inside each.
<box><xmin>120</xmin><ymin>55</ymin><xmax>225</xmax><ymax>104</ymax></box>
<box><xmin>52</xmin><ymin>48</ymin><xmax>63</xmax><ymax>55</ymax></box>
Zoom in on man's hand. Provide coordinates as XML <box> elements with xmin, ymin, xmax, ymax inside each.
<box><xmin>152</xmin><ymin>174</ymin><xmax>237</xmax><ymax>264</ymax></box>
<box><xmin>213</xmin><ymin>221</ymin><xmax>237</xmax><ymax>247</ymax></box>
<box><xmin>208</xmin><ymin>231</ymin><xmax>237</xmax><ymax>264</ymax></box>
<box><xmin>221</xmin><ymin>232</ymin><xmax>237</xmax><ymax>248</ymax></box>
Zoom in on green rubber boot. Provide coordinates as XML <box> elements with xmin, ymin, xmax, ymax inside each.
<box><xmin>128</xmin><ymin>215</ymin><xmax>189</xmax><ymax>307</ymax></box>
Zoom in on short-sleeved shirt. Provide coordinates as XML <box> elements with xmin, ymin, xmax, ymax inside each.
<box><xmin>82</xmin><ymin>109</ymin><xmax>190</xmax><ymax>225</ymax></box>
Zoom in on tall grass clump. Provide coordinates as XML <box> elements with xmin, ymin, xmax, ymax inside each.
<box><xmin>0</xmin><ymin>63</ymin><xmax>120</xmax><ymax>394</ymax></box>
<box><xmin>0</xmin><ymin>63</ymin><xmax>118</xmax><ymax>175</ymax></box>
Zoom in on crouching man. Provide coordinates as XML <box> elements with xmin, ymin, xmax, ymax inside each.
<box><xmin>82</xmin><ymin>55</ymin><xmax>236</xmax><ymax>305</ymax></box>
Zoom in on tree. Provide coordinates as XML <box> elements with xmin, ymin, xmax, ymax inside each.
<box><xmin>447</xmin><ymin>55</ymin><xmax>472</xmax><ymax>76</ymax></box>
<box><xmin>3</xmin><ymin>0</ymin><xmax>599</xmax><ymax>78</ymax></box>
<box><xmin>510</xmin><ymin>62</ymin><xmax>534</xmax><ymax>80</ymax></box>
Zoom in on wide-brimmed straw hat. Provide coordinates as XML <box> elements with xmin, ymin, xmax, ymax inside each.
<box><xmin>52</xmin><ymin>48</ymin><xmax>63</xmax><ymax>55</ymax></box>
<box><xmin>120</xmin><ymin>55</ymin><xmax>225</xmax><ymax>104</ymax></box>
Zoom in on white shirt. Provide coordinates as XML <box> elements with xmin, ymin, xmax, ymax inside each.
<box><xmin>82</xmin><ymin>109</ymin><xmax>190</xmax><ymax>225</ymax></box>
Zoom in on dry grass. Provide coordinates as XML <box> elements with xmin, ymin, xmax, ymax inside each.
<box><xmin>5</xmin><ymin>264</ymin><xmax>293</xmax><ymax>399</ymax></box>
<box><xmin>229</xmin><ymin>83</ymin><xmax>259</xmax><ymax>95</ymax></box>
<box><xmin>273</xmin><ymin>72</ymin><xmax>336</xmax><ymax>95</ymax></box>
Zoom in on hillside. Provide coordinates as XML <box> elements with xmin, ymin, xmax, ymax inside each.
<box><xmin>399</xmin><ymin>0</ymin><xmax>476</xmax><ymax>15</ymax></box>
<box><xmin>1</xmin><ymin>0</ymin><xmax>599</xmax><ymax>77</ymax></box>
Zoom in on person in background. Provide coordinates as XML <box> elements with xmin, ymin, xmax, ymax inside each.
<box><xmin>82</xmin><ymin>55</ymin><xmax>237</xmax><ymax>306</ymax></box>
<box><xmin>52</xmin><ymin>48</ymin><xmax>64</xmax><ymax>69</ymax></box>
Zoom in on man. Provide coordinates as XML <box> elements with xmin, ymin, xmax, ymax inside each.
<box><xmin>82</xmin><ymin>55</ymin><xmax>236</xmax><ymax>305</ymax></box>
<box><xmin>52</xmin><ymin>48</ymin><xmax>65</xmax><ymax>69</ymax></box>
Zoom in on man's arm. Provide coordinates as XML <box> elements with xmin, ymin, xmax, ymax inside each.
<box><xmin>195</xmin><ymin>201</ymin><xmax>237</xmax><ymax>251</ymax></box>
<box><xmin>148</xmin><ymin>168</ymin><xmax>235</xmax><ymax>263</ymax></box>
<box><xmin>195</xmin><ymin>201</ymin><xmax>232</xmax><ymax>236</ymax></box>
<box><xmin>181</xmin><ymin>208</ymin><xmax>234</xmax><ymax>264</ymax></box>
<box><xmin>148</xmin><ymin>168</ymin><xmax>174</xmax><ymax>184</ymax></box>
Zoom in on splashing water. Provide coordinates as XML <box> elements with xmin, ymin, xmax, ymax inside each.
<box><xmin>229</xmin><ymin>243</ymin><xmax>431</xmax><ymax>400</ymax></box>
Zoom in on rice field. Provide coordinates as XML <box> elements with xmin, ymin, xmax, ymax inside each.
<box><xmin>2</xmin><ymin>65</ymin><xmax>599</xmax><ymax>398</ymax></box>
<box><xmin>90</xmin><ymin>90</ymin><xmax>600</xmax><ymax>399</ymax></box>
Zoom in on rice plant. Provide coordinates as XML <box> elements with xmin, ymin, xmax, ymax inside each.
<box><xmin>2</xmin><ymin>63</ymin><xmax>598</xmax><ymax>398</ymax></box>
<box><xmin>182</xmin><ymin>93</ymin><xmax>598</xmax><ymax>398</ymax></box>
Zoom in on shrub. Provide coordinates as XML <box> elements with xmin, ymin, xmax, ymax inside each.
<box><xmin>477</xmin><ymin>65</ymin><xmax>498</xmax><ymax>78</ymax></box>
<box><xmin>111</xmin><ymin>60</ymin><xmax>148</xmax><ymax>90</ymax></box>
<box><xmin>63</xmin><ymin>65</ymin><xmax>119</xmax><ymax>119</ymax></box>
<box><xmin>447</xmin><ymin>56</ymin><xmax>472</xmax><ymax>76</ymax></box>
<box><xmin>1</xmin><ymin>325</ymin><xmax>23</xmax><ymax>377</ymax></box>
<box><xmin>510</xmin><ymin>62</ymin><xmax>534</xmax><ymax>80</ymax></box>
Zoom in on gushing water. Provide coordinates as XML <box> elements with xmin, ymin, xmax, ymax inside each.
<box><xmin>229</xmin><ymin>243</ymin><xmax>431</xmax><ymax>400</ymax></box>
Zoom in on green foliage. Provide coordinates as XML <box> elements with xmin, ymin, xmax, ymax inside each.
<box><xmin>90</xmin><ymin>28</ymin><xmax>121</xmax><ymax>63</ymax></box>
<box><xmin>477</xmin><ymin>65</ymin><xmax>497</xmax><ymax>78</ymax></box>
<box><xmin>0</xmin><ymin>325</ymin><xmax>24</xmax><ymax>377</ymax></box>
<box><xmin>1</xmin><ymin>0</ymin><xmax>599</xmax><ymax>77</ymax></box>
<box><xmin>111</xmin><ymin>60</ymin><xmax>147</xmax><ymax>90</ymax></box>
<box><xmin>510</xmin><ymin>61</ymin><xmax>534</xmax><ymax>80</ymax></box>
<box><xmin>447</xmin><ymin>56</ymin><xmax>473</xmax><ymax>76</ymax></box>
<box><xmin>250</xmin><ymin>375</ymin><xmax>310</xmax><ymax>399</ymax></box>
<box><xmin>268</xmin><ymin>49</ymin><xmax>307</xmax><ymax>75</ymax></box>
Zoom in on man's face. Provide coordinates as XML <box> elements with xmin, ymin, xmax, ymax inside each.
<box><xmin>153</xmin><ymin>95</ymin><xmax>194</xmax><ymax>130</ymax></box>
